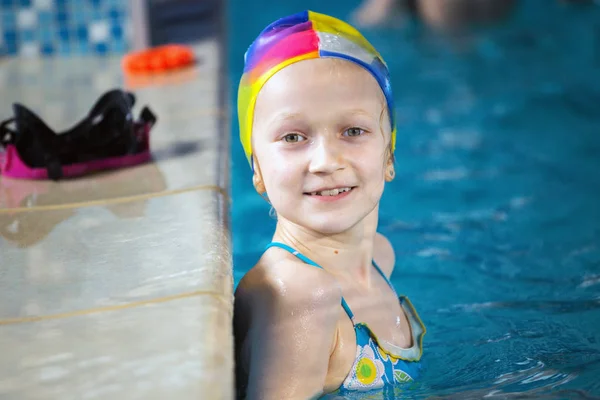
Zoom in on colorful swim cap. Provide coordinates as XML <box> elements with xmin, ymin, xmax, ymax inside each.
<box><xmin>237</xmin><ymin>10</ymin><xmax>396</xmax><ymax>167</ymax></box>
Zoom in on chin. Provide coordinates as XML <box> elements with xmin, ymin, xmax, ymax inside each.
<box><xmin>301</xmin><ymin>216</ymin><xmax>362</xmax><ymax>236</ymax></box>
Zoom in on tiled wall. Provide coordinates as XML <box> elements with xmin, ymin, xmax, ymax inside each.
<box><xmin>0</xmin><ymin>0</ymin><xmax>130</xmax><ymax>57</ymax></box>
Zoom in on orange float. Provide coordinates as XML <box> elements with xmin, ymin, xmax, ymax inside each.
<box><xmin>122</xmin><ymin>44</ymin><xmax>196</xmax><ymax>75</ymax></box>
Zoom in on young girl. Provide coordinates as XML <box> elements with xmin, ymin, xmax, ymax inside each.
<box><xmin>234</xmin><ymin>11</ymin><xmax>426</xmax><ymax>399</ymax></box>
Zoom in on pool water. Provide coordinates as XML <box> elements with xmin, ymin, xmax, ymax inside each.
<box><xmin>229</xmin><ymin>1</ymin><xmax>600</xmax><ymax>398</ymax></box>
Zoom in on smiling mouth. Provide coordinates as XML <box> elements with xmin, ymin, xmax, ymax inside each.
<box><xmin>304</xmin><ymin>187</ymin><xmax>355</xmax><ymax>197</ymax></box>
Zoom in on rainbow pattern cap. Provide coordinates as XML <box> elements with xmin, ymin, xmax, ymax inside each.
<box><xmin>237</xmin><ymin>10</ymin><xmax>396</xmax><ymax>167</ymax></box>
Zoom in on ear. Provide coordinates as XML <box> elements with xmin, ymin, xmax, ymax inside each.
<box><xmin>253</xmin><ymin>170</ymin><xmax>266</xmax><ymax>193</ymax></box>
<box><xmin>384</xmin><ymin>159</ymin><xmax>395</xmax><ymax>182</ymax></box>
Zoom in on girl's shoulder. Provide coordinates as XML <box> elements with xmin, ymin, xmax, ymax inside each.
<box><xmin>236</xmin><ymin>246</ymin><xmax>343</xmax><ymax>316</ymax></box>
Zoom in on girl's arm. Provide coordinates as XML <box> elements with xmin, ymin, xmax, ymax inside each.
<box><xmin>237</xmin><ymin>260</ymin><xmax>341</xmax><ymax>400</ymax></box>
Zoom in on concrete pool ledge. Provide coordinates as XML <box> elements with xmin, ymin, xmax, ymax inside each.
<box><xmin>0</xmin><ymin>36</ymin><xmax>234</xmax><ymax>400</ymax></box>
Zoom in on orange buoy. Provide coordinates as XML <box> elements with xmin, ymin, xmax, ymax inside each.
<box><xmin>122</xmin><ymin>44</ymin><xmax>196</xmax><ymax>75</ymax></box>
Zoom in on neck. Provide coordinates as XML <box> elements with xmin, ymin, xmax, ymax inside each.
<box><xmin>272</xmin><ymin>207</ymin><xmax>380</xmax><ymax>283</ymax></box>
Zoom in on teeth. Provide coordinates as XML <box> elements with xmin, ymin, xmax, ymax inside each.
<box><xmin>311</xmin><ymin>187</ymin><xmax>352</xmax><ymax>196</ymax></box>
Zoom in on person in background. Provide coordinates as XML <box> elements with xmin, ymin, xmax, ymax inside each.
<box><xmin>351</xmin><ymin>0</ymin><xmax>518</xmax><ymax>31</ymax></box>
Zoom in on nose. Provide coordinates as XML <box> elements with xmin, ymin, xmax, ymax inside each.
<box><xmin>308</xmin><ymin>137</ymin><xmax>345</xmax><ymax>175</ymax></box>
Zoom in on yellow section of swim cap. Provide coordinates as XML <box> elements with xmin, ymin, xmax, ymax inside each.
<box><xmin>307</xmin><ymin>10</ymin><xmax>381</xmax><ymax>59</ymax></box>
<box><xmin>238</xmin><ymin>51</ymin><xmax>319</xmax><ymax>165</ymax></box>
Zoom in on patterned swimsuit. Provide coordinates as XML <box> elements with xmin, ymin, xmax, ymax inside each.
<box><xmin>265</xmin><ymin>242</ymin><xmax>427</xmax><ymax>396</ymax></box>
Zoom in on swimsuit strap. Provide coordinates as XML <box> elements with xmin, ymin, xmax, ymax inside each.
<box><xmin>372</xmin><ymin>259</ymin><xmax>397</xmax><ymax>295</ymax></box>
<box><xmin>266</xmin><ymin>242</ymin><xmax>355</xmax><ymax>322</ymax></box>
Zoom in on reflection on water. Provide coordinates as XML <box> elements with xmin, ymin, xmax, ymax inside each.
<box><xmin>0</xmin><ymin>161</ymin><xmax>167</xmax><ymax>248</ymax></box>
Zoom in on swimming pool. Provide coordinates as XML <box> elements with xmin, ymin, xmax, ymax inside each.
<box><xmin>229</xmin><ymin>0</ymin><xmax>600</xmax><ymax>398</ymax></box>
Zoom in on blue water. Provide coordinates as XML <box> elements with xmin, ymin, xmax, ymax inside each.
<box><xmin>229</xmin><ymin>1</ymin><xmax>600</xmax><ymax>398</ymax></box>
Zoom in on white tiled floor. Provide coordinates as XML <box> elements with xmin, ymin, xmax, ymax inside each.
<box><xmin>0</xmin><ymin>39</ymin><xmax>233</xmax><ymax>400</ymax></box>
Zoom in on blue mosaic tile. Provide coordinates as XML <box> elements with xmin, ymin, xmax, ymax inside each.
<box><xmin>1</xmin><ymin>11</ymin><xmax>16</xmax><ymax>28</ymax></box>
<box><xmin>39</xmin><ymin>27</ymin><xmax>53</xmax><ymax>42</ymax></box>
<box><xmin>110</xmin><ymin>23</ymin><xmax>122</xmax><ymax>39</ymax></box>
<box><xmin>90</xmin><ymin>8</ymin><xmax>103</xmax><ymax>21</ymax></box>
<box><xmin>110</xmin><ymin>40</ymin><xmax>127</xmax><ymax>53</ymax></box>
<box><xmin>5</xmin><ymin>39</ymin><xmax>17</xmax><ymax>55</ymax></box>
<box><xmin>55</xmin><ymin>11</ymin><xmax>69</xmax><ymax>24</ymax></box>
<box><xmin>38</xmin><ymin>11</ymin><xmax>52</xmax><ymax>25</ymax></box>
<box><xmin>1</xmin><ymin>0</ymin><xmax>130</xmax><ymax>56</ymax></box>
<box><xmin>55</xmin><ymin>2</ymin><xmax>68</xmax><ymax>14</ymax></box>
<box><xmin>72</xmin><ymin>9</ymin><xmax>88</xmax><ymax>24</ymax></box>
<box><xmin>3</xmin><ymin>29</ymin><xmax>17</xmax><ymax>44</ymax></box>
<box><xmin>21</xmin><ymin>28</ymin><xmax>34</xmax><ymax>42</ymax></box>
<box><xmin>40</xmin><ymin>42</ymin><xmax>54</xmax><ymax>55</ymax></box>
<box><xmin>57</xmin><ymin>26</ymin><xmax>69</xmax><ymax>41</ymax></box>
<box><xmin>94</xmin><ymin>42</ymin><xmax>107</xmax><ymax>54</ymax></box>
<box><xmin>76</xmin><ymin>25</ymin><xmax>88</xmax><ymax>41</ymax></box>
<box><xmin>77</xmin><ymin>41</ymin><xmax>89</xmax><ymax>54</ymax></box>
<box><xmin>56</xmin><ymin>40</ymin><xmax>71</xmax><ymax>55</ymax></box>
<box><xmin>108</xmin><ymin>7</ymin><xmax>122</xmax><ymax>21</ymax></box>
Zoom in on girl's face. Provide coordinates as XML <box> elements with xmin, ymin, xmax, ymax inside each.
<box><xmin>252</xmin><ymin>58</ymin><xmax>392</xmax><ymax>235</ymax></box>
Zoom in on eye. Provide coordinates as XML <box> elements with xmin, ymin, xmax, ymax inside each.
<box><xmin>344</xmin><ymin>127</ymin><xmax>365</xmax><ymax>137</ymax></box>
<box><xmin>282</xmin><ymin>133</ymin><xmax>305</xmax><ymax>143</ymax></box>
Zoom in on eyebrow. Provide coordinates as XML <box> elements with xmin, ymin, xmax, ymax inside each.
<box><xmin>344</xmin><ymin>108</ymin><xmax>377</xmax><ymax>119</ymax></box>
<box><xmin>268</xmin><ymin>112</ymin><xmax>303</xmax><ymax>127</ymax></box>
<box><xmin>267</xmin><ymin>108</ymin><xmax>376</xmax><ymax>126</ymax></box>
